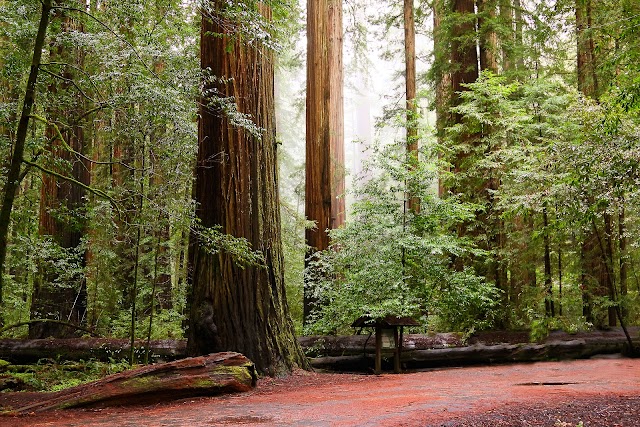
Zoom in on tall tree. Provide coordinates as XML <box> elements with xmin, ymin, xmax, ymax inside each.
<box><xmin>29</xmin><ymin>3</ymin><xmax>90</xmax><ymax>339</ymax></box>
<box><xmin>188</xmin><ymin>0</ymin><xmax>308</xmax><ymax>375</ymax></box>
<box><xmin>404</xmin><ymin>0</ymin><xmax>419</xmax><ymax>213</ymax></box>
<box><xmin>575</xmin><ymin>0</ymin><xmax>615</xmax><ymax>327</ymax></box>
<box><xmin>304</xmin><ymin>0</ymin><xmax>345</xmax><ymax>320</ymax></box>
<box><xmin>0</xmin><ymin>0</ymin><xmax>53</xmax><ymax>325</ymax></box>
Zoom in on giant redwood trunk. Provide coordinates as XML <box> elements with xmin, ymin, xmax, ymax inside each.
<box><xmin>304</xmin><ymin>0</ymin><xmax>345</xmax><ymax>320</ymax></box>
<box><xmin>30</xmin><ymin>5</ymin><xmax>90</xmax><ymax>338</ymax></box>
<box><xmin>188</xmin><ymin>1</ymin><xmax>308</xmax><ymax>375</ymax></box>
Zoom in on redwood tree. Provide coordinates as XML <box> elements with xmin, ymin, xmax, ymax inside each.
<box><xmin>188</xmin><ymin>0</ymin><xmax>308</xmax><ymax>375</ymax></box>
<box><xmin>304</xmin><ymin>0</ymin><xmax>345</xmax><ymax>320</ymax></box>
<box><xmin>404</xmin><ymin>0</ymin><xmax>419</xmax><ymax>213</ymax></box>
<box><xmin>29</xmin><ymin>4</ymin><xmax>90</xmax><ymax>339</ymax></box>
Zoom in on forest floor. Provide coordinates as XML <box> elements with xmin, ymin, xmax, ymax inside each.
<box><xmin>1</xmin><ymin>357</ymin><xmax>640</xmax><ymax>426</ymax></box>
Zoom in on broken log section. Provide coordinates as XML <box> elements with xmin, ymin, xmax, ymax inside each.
<box><xmin>8</xmin><ymin>352</ymin><xmax>256</xmax><ymax>414</ymax></box>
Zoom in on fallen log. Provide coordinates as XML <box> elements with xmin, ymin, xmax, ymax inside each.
<box><xmin>309</xmin><ymin>335</ymin><xmax>639</xmax><ymax>372</ymax></box>
<box><xmin>0</xmin><ymin>328</ymin><xmax>636</xmax><ymax>369</ymax></box>
<box><xmin>8</xmin><ymin>352</ymin><xmax>256</xmax><ymax>414</ymax></box>
<box><xmin>299</xmin><ymin>333</ymin><xmax>465</xmax><ymax>357</ymax></box>
<box><xmin>0</xmin><ymin>338</ymin><xmax>187</xmax><ymax>363</ymax></box>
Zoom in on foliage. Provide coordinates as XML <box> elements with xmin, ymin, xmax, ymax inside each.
<box><xmin>305</xmin><ymin>138</ymin><xmax>499</xmax><ymax>334</ymax></box>
<box><xmin>0</xmin><ymin>359</ymin><xmax>131</xmax><ymax>392</ymax></box>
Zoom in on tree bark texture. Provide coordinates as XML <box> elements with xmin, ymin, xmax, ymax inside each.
<box><xmin>576</xmin><ymin>0</ymin><xmax>599</xmax><ymax>98</ymax></box>
<box><xmin>404</xmin><ymin>0</ymin><xmax>419</xmax><ymax>213</ymax></box>
<box><xmin>30</xmin><ymin>5</ymin><xmax>90</xmax><ymax>339</ymax></box>
<box><xmin>433</xmin><ymin>0</ymin><xmax>450</xmax><ymax>197</ymax></box>
<box><xmin>0</xmin><ymin>0</ymin><xmax>53</xmax><ymax>324</ymax></box>
<box><xmin>305</xmin><ymin>0</ymin><xmax>345</xmax><ymax>244</ymax></box>
<box><xmin>304</xmin><ymin>0</ymin><xmax>345</xmax><ymax>320</ymax></box>
<box><xmin>449</xmin><ymin>0</ymin><xmax>479</xmax><ymax>183</ymax></box>
<box><xmin>8</xmin><ymin>352</ymin><xmax>256</xmax><ymax>414</ymax></box>
<box><xmin>188</xmin><ymin>1</ymin><xmax>308</xmax><ymax>376</ymax></box>
<box><xmin>477</xmin><ymin>0</ymin><xmax>499</xmax><ymax>73</ymax></box>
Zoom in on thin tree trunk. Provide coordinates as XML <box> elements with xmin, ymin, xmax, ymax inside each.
<box><xmin>433</xmin><ymin>0</ymin><xmax>450</xmax><ymax>197</ymax></box>
<box><xmin>543</xmin><ymin>206</ymin><xmax>554</xmax><ymax>317</ymax></box>
<box><xmin>604</xmin><ymin>213</ymin><xmax>616</xmax><ymax>326</ymax></box>
<box><xmin>404</xmin><ymin>0</ymin><xmax>419</xmax><ymax>213</ymax></box>
<box><xmin>188</xmin><ymin>1</ymin><xmax>309</xmax><ymax>375</ymax></box>
<box><xmin>619</xmin><ymin>205</ymin><xmax>628</xmax><ymax>320</ymax></box>
<box><xmin>0</xmin><ymin>0</ymin><xmax>53</xmax><ymax>325</ymax></box>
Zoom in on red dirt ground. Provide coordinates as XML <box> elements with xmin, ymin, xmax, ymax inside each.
<box><xmin>2</xmin><ymin>357</ymin><xmax>640</xmax><ymax>426</ymax></box>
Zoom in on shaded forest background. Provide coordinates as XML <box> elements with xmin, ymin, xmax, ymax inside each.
<box><xmin>1</xmin><ymin>0</ymin><xmax>640</xmax><ymax>360</ymax></box>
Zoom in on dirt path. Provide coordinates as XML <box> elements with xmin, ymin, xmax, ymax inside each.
<box><xmin>2</xmin><ymin>358</ymin><xmax>640</xmax><ymax>427</ymax></box>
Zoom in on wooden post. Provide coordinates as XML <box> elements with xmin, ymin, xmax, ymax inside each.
<box><xmin>375</xmin><ymin>325</ymin><xmax>382</xmax><ymax>374</ymax></box>
<box><xmin>393</xmin><ymin>327</ymin><xmax>400</xmax><ymax>374</ymax></box>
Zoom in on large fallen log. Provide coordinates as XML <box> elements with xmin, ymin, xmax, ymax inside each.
<box><xmin>307</xmin><ymin>328</ymin><xmax>640</xmax><ymax>371</ymax></box>
<box><xmin>8</xmin><ymin>352</ymin><xmax>256</xmax><ymax>414</ymax></box>
<box><xmin>0</xmin><ymin>328</ymin><xmax>637</xmax><ymax>370</ymax></box>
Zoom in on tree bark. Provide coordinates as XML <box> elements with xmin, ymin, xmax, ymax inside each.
<box><xmin>576</xmin><ymin>0</ymin><xmax>599</xmax><ymax>98</ymax></box>
<box><xmin>477</xmin><ymin>0</ymin><xmax>498</xmax><ymax>73</ymax></box>
<box><xmin>404</xmin><ymin>0</ymin><xmax>419</xmax><ymax>213</ymax></box>
<box><xmin>188</xmin><ymin>1</ymin><xmax>309</xmax><ymax>376</ymax></box>
<box><xmin>304</xmin><ymin>0</ymin><xmax>345</xmax><ymax>321</ymax></box>
<box><xmin>433</xmin><ymin>0</ymin><xmax>450</xmax><ymax>198</ymax></box>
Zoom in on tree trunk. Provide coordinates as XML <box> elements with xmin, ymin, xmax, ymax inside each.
<box><xmin>433</xmin><ymin>0</ymin><xmax>450</xmax><ymax>197</ymax></box>
<box><xmin>478</xmin><ymin>0</ymin><xmax>499</xmax><ymax>73</ymax></box>
<box><xmin>304</xmin><ymin>0</ymin><xmax>345</xmax><ymax>321</ymax></box>
<box><xmin>543</xmin><ymin>206</ymin><xmax>554</xmax><ymax>317</ymax></box>
<box><xmin>404</xmin><ymin>0</ymin><xmax>419</xmax><ymax>213</ymax></box>
<box><xmin>188</xmin><ymin>1</ymin><xmax>309</xmax><ymax>376</ymax></box>
<box><xmin>30</xmin><ymin>4</ymin><xmax>89</xmax><ymax>339</ymax></box>
<box><xmin>576</xmin><ymin>0</ymin><xmax>610</xmax><ymax>326</ymax></box>
<box><xmin>0</xmin><ymin>0</ymin><xmax>53</xmax><ymax>326</ymax></box>
<box><xmin>619</xmin><ymin>205</ymin><xmax>628</xmax><ymax>320</ymax></box>
<box><xmin>8</xmin><ymin>353</ymin><xmax>256</xmax><ymax>414</ymax></box>
<box><xmin>576</xmin><ymin>0</ymin><xmax>599</xmax><ymax>98</ymax></box>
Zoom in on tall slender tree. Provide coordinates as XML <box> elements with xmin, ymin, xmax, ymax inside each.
<box><xmin>304</xmin><ymin>0</ymin><xmax>345</xmax><ymax>320</ymax></box>
<box><xmin>29</xmin><ymin>3</ymin><xmax>90</xmax><ymax>339</ymax></box>
<box><xmin>188</xmin><ymin>0</ymin><xmax>308</xmax><ymax>375</ymax></box>
<box><xmin>404</xmin><ymin>0</ymin><xmax>419</xmax><ymax>213</ymax></box>
<box><xmin>0</xmin><ymin>0</ymin><xmax>53</xmax><ymax>325</ymax></box>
